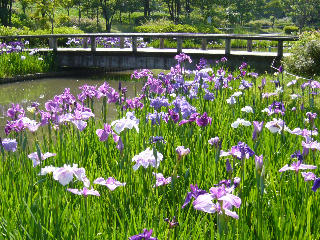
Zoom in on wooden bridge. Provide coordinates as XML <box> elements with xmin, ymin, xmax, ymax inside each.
<box><xmin>0</xmin><ymin>33</ymin><xmax>298</xmax><ymax>72</ymax></box>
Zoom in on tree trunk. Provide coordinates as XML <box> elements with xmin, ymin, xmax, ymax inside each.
<box><xmin>8</xmin><ymin>0</ymin><xmax>12</xmax><ymax>26</ymax></box>
<box><xmin>96</xmin><ymin>8</ymin><xmax>99</xmax><ymax>29</ymax></box>
<box><xmin>144</xmin><ymin>0</ymin><xmax>149</xmax><ymax>18</ymax></box>
<box><xmin>78</xmin><ymin>2</ymin><xmax>81</xmax><ymax>26</ymax></box>
<box><xmin>185</xmin><ymin>0</ymin><xmax>190</xmax><ymax>19</ymax></box>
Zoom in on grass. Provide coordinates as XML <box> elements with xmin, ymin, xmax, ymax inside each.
<box><xmin>1</xmin><ymin>57</ymin><xmax>320</xmax><ymax>239</ymax></box>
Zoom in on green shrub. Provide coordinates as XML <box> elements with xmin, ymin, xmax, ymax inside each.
<box><xmin>275</xmin><ymin>17</ymin><xmax>294</xmax><ymax>28</ymax></box>
<box><xmin>248</xmin><ymin>19</ymin><xmax>273</xmax><ymax>30</ymax></box>
<box><xmin>58</xmin><ymin>16</ymin><xmax>104</xmax><ymax>33</ymax></box>
<box><xmin>283</xmin><ymin>30</ymin><xmax>320</xmax><ymax>76</ymax></box>
<box><xmin>284</xmin><ymin>25</ymin><xmax>299</xmax><ymax>34</ymax></box>
<box><xmin>0</xmin><ymin>26</ymin><xmax>84</xmax><ymax>48</ymax></box>
<box><xmin>135</xmin><ymin>19</ymin><xmax>220</xmax><ymax>33</ymax></box>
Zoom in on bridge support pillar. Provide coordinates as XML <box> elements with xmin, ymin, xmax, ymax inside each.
<box><xmin>277</xmin><ymin>40</ymin><xmax>283</xmax><ymax>57</ymax></box>
<box><xmin>90</xmin><ymin>36</ymin><xmax>96</xmax><ymax>52</ymax></box>
<box><xmin>225</xmin><ymin>38</ymin><xmax>231</xmax><ymax>55</ymax></box>
<box><xmin>201</xmin><ymin>38</ymin><xmax>207</xmax><ymax>50</ymax></box>
<box><xmin>247</xmin><ymin>39</ymin><xmax>253</xmax><ymax>52</ymax></box>
<box><xmin>177</xmin><ymin>38</ymin><xmax>182</xmax><ymax>53</ymax></box>
<box><xmin>49</xmin><ymin>37</ymin><xmax>57</xmax><ymax>51</ymax></box>
<box><xmin>159</xmin><ymin>38</ymin><xmax>165</xmax><ymax>49</ymax></box>
<box><xmin>132</xmin><ymin>37</ymin><xmax>137</xmax><ymax>52</ymax></box>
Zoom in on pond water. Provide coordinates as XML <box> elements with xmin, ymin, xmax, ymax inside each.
<box><xmin>0</xmin><ymin>75</ymin><xmax>143</xmax><ymax>137</ymax></box>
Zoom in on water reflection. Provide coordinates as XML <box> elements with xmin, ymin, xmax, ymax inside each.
<box><xmin>0</xmin><ymin>75</ymin><xmax>143</xmax><ymax>137</ymax></box>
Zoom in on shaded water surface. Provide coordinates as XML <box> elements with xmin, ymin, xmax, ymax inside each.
<box><xmin>0</xmin><ymin>75</ymin><xmax>143</xmax><ymax>136</ymax></box>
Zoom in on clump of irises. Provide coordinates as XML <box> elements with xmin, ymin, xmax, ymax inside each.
<box><xmin>2</xmin><ymin>52</ymin><xmax>320</xmax><ymax>239</ymax></box>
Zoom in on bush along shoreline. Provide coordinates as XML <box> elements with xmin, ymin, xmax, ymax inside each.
<box><xmin>1</xmin><ymin>53</ymin><xmax>320</xmax><ymax>239</ymax></box>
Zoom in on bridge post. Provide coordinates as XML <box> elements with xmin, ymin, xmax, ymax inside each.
<box><xmin>201</xmin><ymin>38</ymin><xmax>207</xmax><ymax>50</ymax></box>
<box><xmin>132</xmin><ymin>36</ymin><xmax>137</xmax><ymax>52</ymax></box>
<box><xmin>90</xmin><ymin>36</ymin><xmax>96</xmax><ymax>52</ymax></box>
<box><xmin>177</xmin><ymin>38</ymin><xmax>182</xmax><ymax>53</ymax></box>
<box><xmin>49</xmin><ymin>37</ymin><xmax>58</xmax><ymax>51</ymax></box>
<box><xmin>159</xmin><ymin>38</ymin><xmax>164</xmax><ymax>49</ymax></box>
<box><xmin>82</xmin><ymin>37</ymin><xmax>89</xmax><ymax>48</ymax></box>
<box><xmin>120</xmin><ymin>37</ymin><xmax>125</xmax><ymax>49</ymax></box>
<box><xmin>277</xmin><ymin>40</ymin><xmax>283</xmax><ymax>57</ymax></box>
<box><xmin>225</xmin><ymin>38</ymin><xmax>231</xmax><ymax>55</ymax></box>
<box><xmin>247</xmin><ymin>39</ymin><xmax>253</xmax><ymax>52</ymax></box>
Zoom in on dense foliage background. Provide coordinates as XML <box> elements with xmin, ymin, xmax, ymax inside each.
<box><xmin>0</xmin><ymin>0</ymin><xmax>319</xmax><ymax>34</ymax></box>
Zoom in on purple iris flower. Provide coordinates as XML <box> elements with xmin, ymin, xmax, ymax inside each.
<box><xmin>129</xmin><ymin>229</ymin><xmax>157</xmax><ymax>240</ymax></box>
<box><xmin>255</xmin><ymin>155</ymin><xmax>263</xmax><ymax>172</ymax></box>
<box><xmin>266</xmin><ymin>101</ymin><xmax>286</xmax><ymax>115</ymax></box>
<box><xmin>312</xmin><ymin>178</ymin><xmax>320</xmax><ymax>192</ymax></box>
<box><xmin>306</xmin><ymin>112</ymin><xmax>317</xmax><ymax>126</ymax></box>
<box><xmin>124</xmin><ymin>96</ymin><xmax>144</xmax><ymax>110</ymax></box>
<box><xmin>301</xmin><ymin>172</ymin><xmax>316</xmax><ymax>182</ymax></box>
<box><xmin>239</xmin><ymin>79</ymin><xmax>253</xmax><ymax>90</ymax></box>
<box><xmin>164</xmin><ymin>216</ymin><xmax>179</xmax><ymax>229</ymax></box>
<box><xmin>258</xmin><ymin>78</ymin><xmax>266</xmax><ymax>90</ymax></box>
<box><xmin>196</xmin><ymin>112</ymin><xmax>212</xmax><ymax>127</ymax></box>
<box><xmin>77</xmin><ymin>84</ymin><xmax>98</xmax><ymax>102</ymax></box>
<box><xmin>0</xmin><ymin>138</ymin><xmax>17</xmax><ymax>152</ymax></box>
<box><xmin>147</xmin><ymin>111</ymin><xmax>168</xmax><ymax>125</ymax></box>
<box><xmin>226</xmin><ymin>159</ymin><xmax>233</xmax><ymax>173</ymax></box>
<box><xmin>291</xmin><ymin>150</ymin><xmax>303</xmax><ymax>162</ymax></box>
<box><xmin>182</xmin><ymin>184</ymin><xmax>207</xmax><ymax>208</ymax></box>
<box><xmin>193</xmin><ymin>185</ymin><xmax>241</xmax><ymax>219</ymax></box>
<box><xmin>7</xmin><ymin>103</ymin><xmax>25</xmax><ymax>120</ymax></box>
<box><xmin>239</xmin><ymin>62</ymin><xmax>247</xmax><ymax>70</ymax></box>
<box><xmin>172</xmin><ymin>96</ymin><xmax>197</xmax><ymax>119</ymax></box>
<box><xmin>149</xmin><ymin>136</ymin><xmax>166</xmax><ymax>144</ymax></box>
<box><xmin>142</xmin><ymin>76</ymin><xmax>166</xmax><ymax>95</ymax></box>
<box><xmin>176</xmin><ymin>146</ymin><xmax>190</xmax><ymax>159</ymax></box>
<box><xmin>150</xmin><ymin>96</ymin><xmax>170</xmax><ymax>110</ymax></box>
<box><xmin>279</xmin><ymin>160</ymin><xmax>316</xmax><ymax>173</ymax></box>
<box><xmin>252</xmin><ymin>121</ymin><xmax>264</xmax><ymax>141</ymax></box>
<box><xmin>220</xmin><ymin>142</ymin><xmax>255</xmax><ymax>160</ymax></box>
<box><xmin>208</xmin><ymin>137</ymin><xmax>220</xmax><ymax>148</ymax></box>
<box><xmin>96</xmin><ymin>124</ymin><xmax>114</xmax><ymax>142</ymax></box>
<box><xmin>28</xmin><ymin>151</ymin><xmax>56</xmax><ymax>167</ymax></box>
<box><xmin>215</xmin><ymin>177</ymin><xmax>240</xmax><ymax>189</ymax></box>
<box><xmin>168</xmin><ymin>109</ymin><xmax>180</xmax><ymax>123</ymax></box>
<box><xmin>175</xmin><ymin>53</ymin><xmax>192</xmax><ymax>64</ymax></box>
<box><xmin>45</xmin><ymin>100</ymin><xmax>62</xmax><ymax>113</ymax></box>
<box><xmin>248</xmin><ymin>72</ymin><xmax>259</xmax><ymax>78</ymax></box>
<box><xmin>152</xmin><ymin>172</ymin><xmax>176</xmax><ymax>187</ymax></box>
<box><xmin>131</xmin><ymin>69</ymin><xmax>153</xmax><ymax>79</ymax></box>
<box><xmin>196</xmin><ymin>58</ymin><xmax>208</xmax><ymax>70</ymax></box>
<box><xmin>93</xmin><ymin>177</ymin><xmax>126</xmax><ymax>191</ymax></box>
<box><xmin>204</xmin><ymin>90</ymin><xmax>215</xmax><ymax>101</ymax></box>
<box><xmin>179</xmin><ymin>113</ymin><xmax>199</xmax><ymax>126</ymax></box>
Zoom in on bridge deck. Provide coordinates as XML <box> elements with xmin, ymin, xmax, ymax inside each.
<box><xmin>38</xmin><ymin>47</ymin><xmax>290</xmax><ymax>57</ymax></box>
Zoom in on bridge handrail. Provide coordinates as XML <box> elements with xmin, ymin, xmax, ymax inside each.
<box><xmin>0</xmin><ymin>33</ymin><xmax>298</xmax><ymax>57</ymax></box>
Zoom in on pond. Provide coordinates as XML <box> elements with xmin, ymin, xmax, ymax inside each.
<box><xmin>0</xmin><ymin>75</ymin><xmax>143</xmax><ymax>137</ymax></box>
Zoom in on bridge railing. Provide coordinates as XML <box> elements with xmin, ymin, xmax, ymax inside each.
<box><xmin>0</xmin><ymin>33</ymin><xmax>298</xmax><ymax>57</ymax></box>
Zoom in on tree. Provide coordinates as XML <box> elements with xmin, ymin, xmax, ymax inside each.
<box><xmin>0</xmin><ymin>0</ymin><xmax>13</xmax><ymax>26</ymax></box>
<box><xmin>162</xmin><ymin>0</ymin><xmax>182</xmax><ymax>23</ymax></box>
<box><xmin>284</xmin><ymin>0</ymin><xmax>320</xmax><ymax>32</ymax></box>
<box><xmin>32</xmin><ymin>0</ymin><xmax>61</xmax><ymax>32</ymax></box>
<box><xmin>99</xmin><ymin>0</ymin><xmax>118</xmax><ymax>32</ymax></box>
